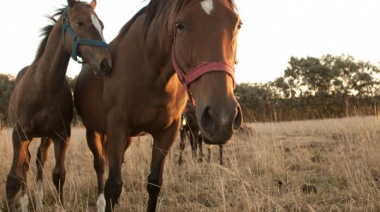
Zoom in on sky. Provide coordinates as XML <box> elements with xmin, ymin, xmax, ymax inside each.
<box><xmin>0</xmin><ymin>0</ymin><xmax>380</xmax><ymax>84</ymax></box>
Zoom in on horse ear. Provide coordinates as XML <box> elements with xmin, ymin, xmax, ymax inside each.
<box><xmin>90</xmin><ymin>0</ymin><xmax>97</xmax><ymax>9</ymax></box>
<box><xmin>67</xmin><ymin>0</ymin><xmax>76</xmax><ymax>7</ymax></box>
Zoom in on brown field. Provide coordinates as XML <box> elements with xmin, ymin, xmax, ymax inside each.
<box><xmin>1</xmin><ymin>116</ymin><xmax>380</xmax><ymax>211</ymax></box>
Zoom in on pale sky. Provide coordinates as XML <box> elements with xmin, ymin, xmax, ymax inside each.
<box><xmin>0</xmin><ymin>0</ymin><xmax>380</xmax><ymax>84</ymax></box>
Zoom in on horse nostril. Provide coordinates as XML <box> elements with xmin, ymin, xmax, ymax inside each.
<box><xmin>100</xmin><ymin>59</ymin><xmax>111</xmax><ymax>74</ymax></box>
<box><xmin>233</xmin><ymin>106</ymin><xmax>243</xmax><ymax>131</ymax></box>
<box><xmin>200</xmin><ymin>107</ymin><xmax>216</xmax><ymax>134</ymax></box>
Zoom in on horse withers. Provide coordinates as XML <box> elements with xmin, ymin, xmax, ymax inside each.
<box><xmin>74</xmin><ymin>0</ymin><xmax>242</xmax><ymax>211</ymax></box>
<box><xmin>5</xmin><ymin>0</ymin><xmax>111</xmax><ymax>211</ymax></box>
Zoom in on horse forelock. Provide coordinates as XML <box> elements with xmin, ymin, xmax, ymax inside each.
<box><xmin>143</xmin><ymin>0</ymin><xmax>237</xmax><ymax>47</ymax></box>
<box><xmin>141</xmin><ymin>0</ymin><xmax>192</xmax><ymax>48</ymax></box>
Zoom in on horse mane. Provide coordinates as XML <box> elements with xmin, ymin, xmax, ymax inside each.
<box><xmin>111</xmin><ymin>6</ymin><xmax>148</xmax><ymax>46</ymax></box>
<box><xmin>35</xmin><ymin>1</ymin><xmax>93</xmax><ymax>61</ymax></box>
<box><xmin>35</xmin><ymin>8</ymin><xmax>66</xmax><ymax>61</ymax></box>
<box><xmin>113</xmin><ymin>0</ymin><xmax>197</xmax><ymax>50</ymax></box>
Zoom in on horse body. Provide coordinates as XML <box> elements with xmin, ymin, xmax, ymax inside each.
<box><xmin>5</xmin><ymin>1</ymin><xmax>111</xmax><ymax>211</ymax></box>
<box><xmin>74</xmin><ymin>0</ymin><xmax>242</xmax><ymax>211</ymax></box>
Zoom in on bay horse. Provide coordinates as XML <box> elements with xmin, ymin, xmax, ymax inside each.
<box><xmin>5</xmin><ymin>0</ymin><xmax>111</xmax><ymax>211</ymax></box>
<box><xmin>179</xmin><ymin>101</ymin><xmax>224</xmax><ymax>165</ymax></box>
<box><xmin>74</xmin><ymin>0</ymin><xmax>243</xmax><ymax>211</ymax></box>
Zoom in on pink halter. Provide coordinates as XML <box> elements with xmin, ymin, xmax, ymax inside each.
<box><xmin>171</xmin><ymin>43</ymin><xmax>235</xmax><ymax>105</ymax></box>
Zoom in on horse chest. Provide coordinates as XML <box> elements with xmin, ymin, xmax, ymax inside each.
<box><xmin>10</xmin><ymin>87</ymin><xmax>73</xmax><ymax>135</ymax></box>
<box><xmin>131</xmin><ymin>104</ymin><xmax>179</xmax><ymax>133</ymax></box>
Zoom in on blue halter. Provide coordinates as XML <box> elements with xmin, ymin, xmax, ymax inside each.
<box><xmin>61</xmin><ymin>8</ymin><xmax>109</xmax><ymax>63</ymax></box>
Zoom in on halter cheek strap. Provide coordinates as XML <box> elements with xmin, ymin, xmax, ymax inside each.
<box><xmin>62</xmin><ymin>8</ymin><xmax>109</xmax><ymax>63</ymax></box>
<box><xmin>171</xmin><ymin>40</ymin><xmax>236</xmax><ymax>106</ymax></box>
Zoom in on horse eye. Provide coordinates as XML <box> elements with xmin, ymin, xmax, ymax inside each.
<box><xmin>77</xmin><ymin>22</ymin><xmax>85</xmax><ymax>27</ymax></box>
<box><xmin>237</xmin><ymin>21</ymin><xmax>242</xmax><ymax>30</ymax></box>
<box><xmin>175</xmin><ymin>22</ymin><xmax>185</xmax><ymax>31</ymax></box>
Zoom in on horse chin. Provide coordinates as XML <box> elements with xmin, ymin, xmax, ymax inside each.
<box><xmin>201</xmin><ymin>133</ymin><xmax>231</xmax><ymax>145</ymax></box>
<box><xmin>90</xmin><ymin>65</ymin><xmax>111</xmax><ymax>76</ymax></box>
<box><xmin>93</xmin><ymin>70</ymin><xmax>109</xmax><ymax>76</ymax></box>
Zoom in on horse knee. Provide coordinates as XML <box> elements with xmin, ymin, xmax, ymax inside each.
<box><xmin>94</xmin><ymin>160</ymin><xmax>105</xmax><ymax>174</ymax></box>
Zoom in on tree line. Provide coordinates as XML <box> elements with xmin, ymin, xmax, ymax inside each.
<box><xmin>0</xmin><ymin>75</ymin><xmax>78</xmax><ymax>127</ymax></box>
<box><xmin>1</xmin><ymin>54</ymin><xmax>380</xmax><ymax>126</ymax></box>
<box><xmin>235</xmin><ymin>54</ymin><xmax>380</xmax><ymax>122</ymax></box>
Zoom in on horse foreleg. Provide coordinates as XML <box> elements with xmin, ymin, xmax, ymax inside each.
<box><xmin>178</xmin><ymin>129</ymin><xmax>185</xmax><ymax>165</ymax></box>
<box><xmin>197</xmin><ymin>135</ymin><xmax>204</xmax><ymax>162</ymax></box>
<box><xmin>86</xmin><ymin>128</ymin><xmax>107</xmax><ymax>211</ymax></box>
<box><xmin>21</xmin><ymin>140</ymin><xmax>31</xmax><ymax>212</ymax></box>
<box><xmin>36</xmin><ymin>137</ymin><xmax>53</xmax><ymax>209</ymax></box>
<box><xmin>52</xmin><ymin>136</ymin><xmax>70</xmax><ymax>206</ymax></box>
<box><xmin>190</xmin><ymin>132</ymin><xmax>198</xmax><ymax>162</ymax></box>
<box><xmin>207</xmin><ymin>146</ymin><xmax>211</xmax><ymax>163</ymax></box>
<box><xmin>5</xmin><ymin>129</ymin><xmax>31</xmax><ymax>212</ymax></box>
<box><xmin>219</xmin><ymin>145</ymin><xmax>224</xmax><ymax>165</ymax></box>
<box><xmin>104</xmin><ymin>130</ymin><xmax>128</xmax><ymax>212</ymax></box>
<box><xmin>148</xmin><ymin>123</ymin><xmax>178</xmax><ymax>212</ymax></box>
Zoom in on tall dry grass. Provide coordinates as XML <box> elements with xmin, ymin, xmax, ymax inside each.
<box><xmin>1</xmin><ymin>116</ymin><xmax>380</xmax><ymax>211</ymax></box>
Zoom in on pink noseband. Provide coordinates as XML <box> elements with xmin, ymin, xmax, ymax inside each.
<box><xmin>171</xmin><ymin>45</ymin><xmax>235</xmax><ymax>105</ymax></box>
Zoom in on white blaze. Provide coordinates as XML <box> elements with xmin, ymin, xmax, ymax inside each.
<box><xmin>91</xmin><ymin>13</ymin><xmax>105</xmax><ymax>41</ymax></box>
<box><xmin>201</xmin><ymin>0</ymin><xmax>214</xmax><ymax>15</ymax></box>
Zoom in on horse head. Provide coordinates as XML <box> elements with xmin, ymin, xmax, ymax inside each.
<box><xmin>171</xmin><ymin>0</ymin><xmax>243</xmax><ymax>144</ymax></box>
<box><xmin>64</xmin><ymin>0</ymin><xmax>112</xmax><ymax>75</ymax></box>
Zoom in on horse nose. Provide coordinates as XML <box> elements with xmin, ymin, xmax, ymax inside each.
<box><xmin>100</xmin><ymin>59</ymin><xmax>112</xmax><ymax>75</ymax></box>
<box><xmin>200</xmin><ymin>104</ymin><xmax>242</xmax><ymax>142</ymax></box>
<box><xmin>200</xmin><ymin>107</ymin><xmax>216</xmax><ymax>134</ymax></box>
<box><xmin>233</xmin><ymin>105</ymin><xmax>243</xmax><ymax>131</ymax></box>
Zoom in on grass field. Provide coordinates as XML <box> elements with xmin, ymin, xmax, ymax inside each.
<box><xmin>1</xmin><ymin>116</ymin><xmax>380</xmax><ymax>211</ymax></box>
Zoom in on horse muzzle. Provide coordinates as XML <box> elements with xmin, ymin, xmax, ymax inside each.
<box><xmin>92</xmin><ymin>58</ymin><xmax>112</xmax><ymax>76</ymax></box>
<box><xmin>199</xmin><ymin>103</ymin><xmax>242</xmax><ymax>144</ymax></box>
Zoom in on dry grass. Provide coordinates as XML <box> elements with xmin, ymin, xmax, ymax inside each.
<box><xmin>1</xmin><ymin>116</ymin><xmax>380</xmax><ymax>211</ymax></box>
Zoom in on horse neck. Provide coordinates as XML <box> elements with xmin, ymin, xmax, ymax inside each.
<box><xmin>143</xmin><ymin>21</ymin><xmax>176</xmax><ymax>84</ymax></box>
<box><xmin>34</xmin><ymin>17</ymin><xmax>70</xmax><ymax>89</ymax></box>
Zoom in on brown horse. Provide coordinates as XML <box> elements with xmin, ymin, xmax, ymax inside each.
<box><xmin>74</xmin><ymin>0</ymin><xmax>242</xmax><ymax>211</ymax></box>
<box><xmin>179</xmin><ymin>101</ymin><xmax>224</xmax><ymax>165</ymax></box>
<box><xmin>5</xmin><ymin>0</ymin><xmax>111</xmax><ymax>211</ymax></box>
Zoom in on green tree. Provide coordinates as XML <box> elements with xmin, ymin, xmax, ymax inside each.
<box><xmin>0</xmin><ymin>74</ymin><xmax>15</xmax><ymax>126</ymax></box>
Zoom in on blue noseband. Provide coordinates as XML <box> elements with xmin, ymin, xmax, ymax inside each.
<box><xmin>61</xmin><ymin>8</ymin><xmax>109</xmax><ymax>63</ymax></box>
